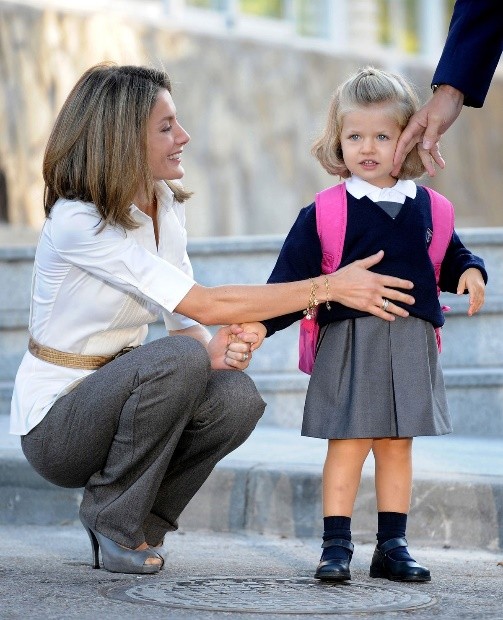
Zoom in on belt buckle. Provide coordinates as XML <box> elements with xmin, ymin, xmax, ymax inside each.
<box><xmin>112</xmin><ymin>346</ymin><xmax>137</xmax><ymax>360</ymax></box>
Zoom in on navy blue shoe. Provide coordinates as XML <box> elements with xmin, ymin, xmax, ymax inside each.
<box><xmin>314</xmin><ymin>538</ymin><xmax>353</xmax><ymax>582</ymax></box>
<box><xmin>369</xmin><ymin>537</ymin><xmax>431</xmax><ymax>582</ymax></box>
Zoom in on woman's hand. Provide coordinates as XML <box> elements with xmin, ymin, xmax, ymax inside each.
<box><xmin>328</xmin><ymin>251</ymin><xmax>415</xmax><ymax>321</ymax></box>
<box><xmin>176</xmin><ymin>252</ymin><xmax>413</xmax><ymax>326</ymax></box>
<box><xmin>207</xmin><ymin>324</ymin><xmax>258</xmax><ymax>370</ymax></box>
<box><xmin>457</xmin><ymin>268</ymin><xmax>486</xmax><ymax>316</ymax></box>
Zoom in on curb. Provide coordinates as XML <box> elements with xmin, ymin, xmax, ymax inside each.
<box><xmin>1</xmin><ymin>448</ymin><xmax>502</xmax><ymax>550</ymax></box>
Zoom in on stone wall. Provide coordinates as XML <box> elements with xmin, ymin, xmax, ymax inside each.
<box><xmin>1</xmin><ymin>0</ymin><xmax>502</xmax><ymax>236</ymax></box>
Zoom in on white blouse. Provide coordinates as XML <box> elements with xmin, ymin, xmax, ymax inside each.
<box><xmin>10</xmin><ymin>181</ymin><xmax>197</xmax><ymax>435</ymax></box>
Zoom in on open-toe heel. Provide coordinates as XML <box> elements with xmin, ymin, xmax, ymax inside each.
<box><xmin>80</xmin><ymin>517</ymin><xmax>163</xmax><ymax>574</ymax></box>
<box><xmin>149</xmin><ymin>539</ymin><xmax>168</xmax><ymax>566</ymax></box>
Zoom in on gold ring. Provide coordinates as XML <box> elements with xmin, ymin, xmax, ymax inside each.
<box><xmin>242</xmin><ymin>352</ymin><xmax>249</xmax><ymax>362</ymax></box>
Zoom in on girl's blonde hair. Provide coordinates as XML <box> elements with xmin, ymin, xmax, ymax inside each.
<box><xmin>43</xmin><ymin>62</ymin><xmax>191</xmax><ymax>230</ymax></box>
<box><xmin>312</xmin><ymin>66</ymin><xmax>424</xmax><ymax>180</ymax></box>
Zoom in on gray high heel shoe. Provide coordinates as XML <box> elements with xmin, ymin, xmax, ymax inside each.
<box><xmin>149</xmin><ymin>539</ymin><xmax>168</xmax><ymax>566</ymax></box>
<box><xmin>81</xmin><ymin>517</ymin><xmax>164</xmax><ymax>574</ymax></box>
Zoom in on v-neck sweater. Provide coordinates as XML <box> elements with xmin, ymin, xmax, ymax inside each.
<box><xmin>262</xmin><ymin>186</ymin><xmax>487</xmax><ymax>336</ymax></box>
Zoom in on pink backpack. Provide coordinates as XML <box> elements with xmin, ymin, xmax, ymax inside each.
<box><xmin>298</xmin><ymin>183</ymin><xmax>454</xmax><ymax>374</ymax></box>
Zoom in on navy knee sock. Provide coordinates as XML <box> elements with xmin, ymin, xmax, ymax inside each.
<box><xmin>321</xmin><ymin>516</ymin><xmax>352</xmax><ymax>562</ymax></box>
<box><xmin>376</xmin><ymin>512</ymin><xmax>414</xmax><ymax>561</ymax></box>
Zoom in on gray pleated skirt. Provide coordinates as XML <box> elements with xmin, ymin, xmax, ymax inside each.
<box><xmin>302</xmin><ymin>315</ymin><xmax>452</xmax><ymax>439</ymax></box>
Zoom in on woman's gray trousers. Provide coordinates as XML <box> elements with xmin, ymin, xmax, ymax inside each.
<box><xmin>21</xmin><ymin>336</ymin><xmax>265</xmax><ymax>548</ymax></box>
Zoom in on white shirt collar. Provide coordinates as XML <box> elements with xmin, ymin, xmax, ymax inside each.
<box><xmin>130</xmin><ymin>180</ymin><xmax>175</xmax><ymax>216</ymax></box>
<box><xmin>346</xmin><ymin>175</ymin><xmax>417</xmax><ymax>204</ymax></box>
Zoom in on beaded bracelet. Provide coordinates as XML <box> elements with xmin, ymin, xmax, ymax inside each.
<box><xmin>324</xmin><ymin>275</ymin><xmax>331</xmax><ymax>311</ymax></box>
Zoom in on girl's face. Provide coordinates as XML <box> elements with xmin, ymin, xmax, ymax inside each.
<box><xmin>340</xmin><ymin>103</ymin><xmax>402</xmax><ymax>188</ymax></box>
<box><xmin>146</xmin><ymin>89</ymin><xmax>190</xmax><ymax>182</ymax></box>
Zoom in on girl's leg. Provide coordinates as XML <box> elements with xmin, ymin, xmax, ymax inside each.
<box><xmin>370</xmin><ymin>437</ymin><xmax>430</xmax><ymax>581</ymax></box>
<box><xmin>373</xmin><ymin>437</ymin><xmax>413</xmax><ymax>558</ymax></box>
<box><xmin>315</xmin><ymin>438</ymin><xmax>373</xmax><ymax>581</ymax></box>
<box><xmin>373</xmin><ymin>437</ymin><xmax>412</xmax><ymax>513</ymax></box>
<box><xmin>323</xmin><ymin>438</ymin><xmax>374</xmax><ymax>516</ymax></box>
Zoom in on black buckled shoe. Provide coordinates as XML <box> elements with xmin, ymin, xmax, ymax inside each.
<box><xmin>314</xmin><ymin>538</ymin><xmax>354</xmax><ymax>582</ymax></box>
<box><xmin>369</xmin><ymin>537</ymin><xmax>431</xmax><ymax>582</ymax></box>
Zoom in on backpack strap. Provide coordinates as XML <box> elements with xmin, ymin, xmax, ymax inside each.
<box><xmin>316</xmin><ymin>183</ymin><xmax>347</xmax><ymax>274</ymax></box>
<box><xmin>298</xmin><ymin>183</ymin><xmax>347</xmax><ymax>374</ymax></box>
<box><xmin>424</xmin><ymin>186</ymin><xmax>454</xmax><ymax>270</ymax></box>
<box><xmin>423</xmin><ymin>186</ymin><xmax>455</xmax><ymax>352</ymax></box>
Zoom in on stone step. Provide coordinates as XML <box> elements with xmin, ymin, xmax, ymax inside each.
<box><xmin>1</xmin><ymin>231</ymin><xmax>502</xmax><ymax>436</ymax></box>
<box><xmin>1</xmin><ymin>421</ymin><xmax>502</xmax><ymax>550</ymax></box>
<box><xmin>440</xmin><ymin>294</ymin><xmax>503</xmax><ymax>368</ymax></box>
<box><xmin>250</xmin><ymin>368</ymin><xmax>503</xmax><ymax>437</ymax></box>
<box><xmin>1</xmin><ymin>228</ymin><xmax>501</xmax><ymax>306</ymax></box>
<box><xmin>1</xmin><ymin>295</ymin><xmax>502</xmax><ymax>384</ymax></box>
<box><xmin>179</xmin><ymin>295</ymin><xmax>502</xmax><ymax>373</ymax></box>
<box><xmin>461</xmin><ymin>229</ymin><xmax>503</xmax><ymax>292</ymax></box>
<box><xmin>2</xmin><ymin>366</ymin><xmax>503</xmax><ymax>437</ymax></box>
<box><xmin>0</xmin><ymin>386</ymin><xmax>13</xmax><ymax>420</ymax></box>
<box><xmin>0</xmin><ymin>246</ymin><xmax>35</xmax><ymax>321</ymax></box>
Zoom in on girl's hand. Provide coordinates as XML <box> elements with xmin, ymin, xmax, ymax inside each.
<box><xmin>237</xmin><ymin>322</ymin><xmax>267</xmax><ymax>352</ymax></box>
<box><xmin>457</xmin><ymin>268</ymin><xmax>486</xmax><ymax>316</ymax></box>
<box><xmin>208</xmin><ymin>324</ymin><xmax>257</xmax><ymax>370</ymax></box>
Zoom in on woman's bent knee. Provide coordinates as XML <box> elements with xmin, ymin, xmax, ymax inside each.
<box><xmin>213</xmin><ymin>370</ymin><xmax>266</xmax><ymax>434</ymax></box>
<box><xmin>143</xmin><ymin>336</ymin><xmax>211</xmax><ymax>384</ymax></box>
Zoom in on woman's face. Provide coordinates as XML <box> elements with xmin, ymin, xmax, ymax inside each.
<box><xmin>146</xmin><ymin>89</ymin><xmax>190</xmax><ymax>181</ymax></box>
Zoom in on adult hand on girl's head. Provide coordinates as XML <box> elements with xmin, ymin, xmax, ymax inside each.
<box><xmin>392</xmin><ymin>85</ymin><xmax>464</xmax><ymax>177</ymax></box>
<box><xmin>328</xmin><ymin>251</ymin><xmax>415</xmax><ymax>321</ymax></box>
<box><xmin>457</xmin><ymin>268</ymin><xmax>486</xmax><ymax>316</ymax></box>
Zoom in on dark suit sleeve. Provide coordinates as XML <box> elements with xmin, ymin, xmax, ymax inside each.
<box><xmin>261</xmin><ymin>204</ymin><xmax>323</xmax><ymax>337</ymax></box>
<box><xmin>438</xmin><ymin>230</ymin><xmax>488</xmax><ymax>293</ymax></box>
<box><xmin>432</xmin><ymin>0</ymin><xmax>503</xmax><ymax>107</ymax></box>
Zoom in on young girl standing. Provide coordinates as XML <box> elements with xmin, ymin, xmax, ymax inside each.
<box><xmin>242</xmin><ymin>67</ymin><xmax>486</xmax><ymax>583</ymax></box>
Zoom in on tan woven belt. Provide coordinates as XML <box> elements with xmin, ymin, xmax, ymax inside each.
<box><xmin>28</xmin><ymin>337</ymin><xmax>116</xmax><ymax>370</ymax></box>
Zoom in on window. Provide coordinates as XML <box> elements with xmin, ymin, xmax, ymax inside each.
<box><xmin>240</xmin><ymin>0</ymin><xmax>285</xmax><ymax>19</ymax></box>
<box><xmin>186</xmin><ymin>0</ymin><xmax>227</xmax><ymax>9</ymax></box>
<box><xmin>296</xmin><ymin>0</ymin><xmax>327</xmax><ymax>37</ymax></box>
<box><xmin>378</xmin><ymin>0</ymin><xmax>420</xmax><ymax>53</ymax></box>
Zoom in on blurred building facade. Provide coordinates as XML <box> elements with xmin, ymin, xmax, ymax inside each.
<box><xmin>163</xmin><ymin>0</ymin><xmax>454</xmax><ymax>57</ymax></box>
<box><xmin>0</xmin><ymin>0</ymin><xmax>501</xmax><ymax>236</ymax></box>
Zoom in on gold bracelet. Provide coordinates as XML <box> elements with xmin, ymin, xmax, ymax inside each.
<box><xmin>303</xmin><ymin>278</ymin><xmax>319</xmax><ymax>320</ymax></box>
<box><xmin>324</xmin><ymin>275</ymin><xmax>331</xmax><ymax>310</ymax></box>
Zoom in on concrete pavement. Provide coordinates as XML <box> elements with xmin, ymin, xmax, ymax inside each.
<box><xmin>0</xmin><ymin>525</ymin><xmax>501</xmax><ymax>619</ymax></box>
<box><xmin>1</xmin><ymin>403</ymin><xmax>503</xmax><ymax>619</ymax></box>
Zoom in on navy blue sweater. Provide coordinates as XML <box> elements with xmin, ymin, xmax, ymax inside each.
<box><xmin>262</xmin><ymin>187</ymin><xmax>487</xmax><ymax>336</ymax></box>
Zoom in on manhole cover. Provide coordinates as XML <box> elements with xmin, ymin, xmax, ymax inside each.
<box><xmin>105</xmin><ymin>576</ymin><xmax>435</xmax><ymax>614</ymax></box>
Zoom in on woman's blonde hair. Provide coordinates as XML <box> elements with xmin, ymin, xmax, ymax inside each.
<box><xmin>43</xmin><ymin>62</ymin><xmax>191</xmax><ymax>229</ymax></box>
<box><xmin>312</xmin><ymin>66</ymin><xmax>424</xmax><ymax>180</ymax></box>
